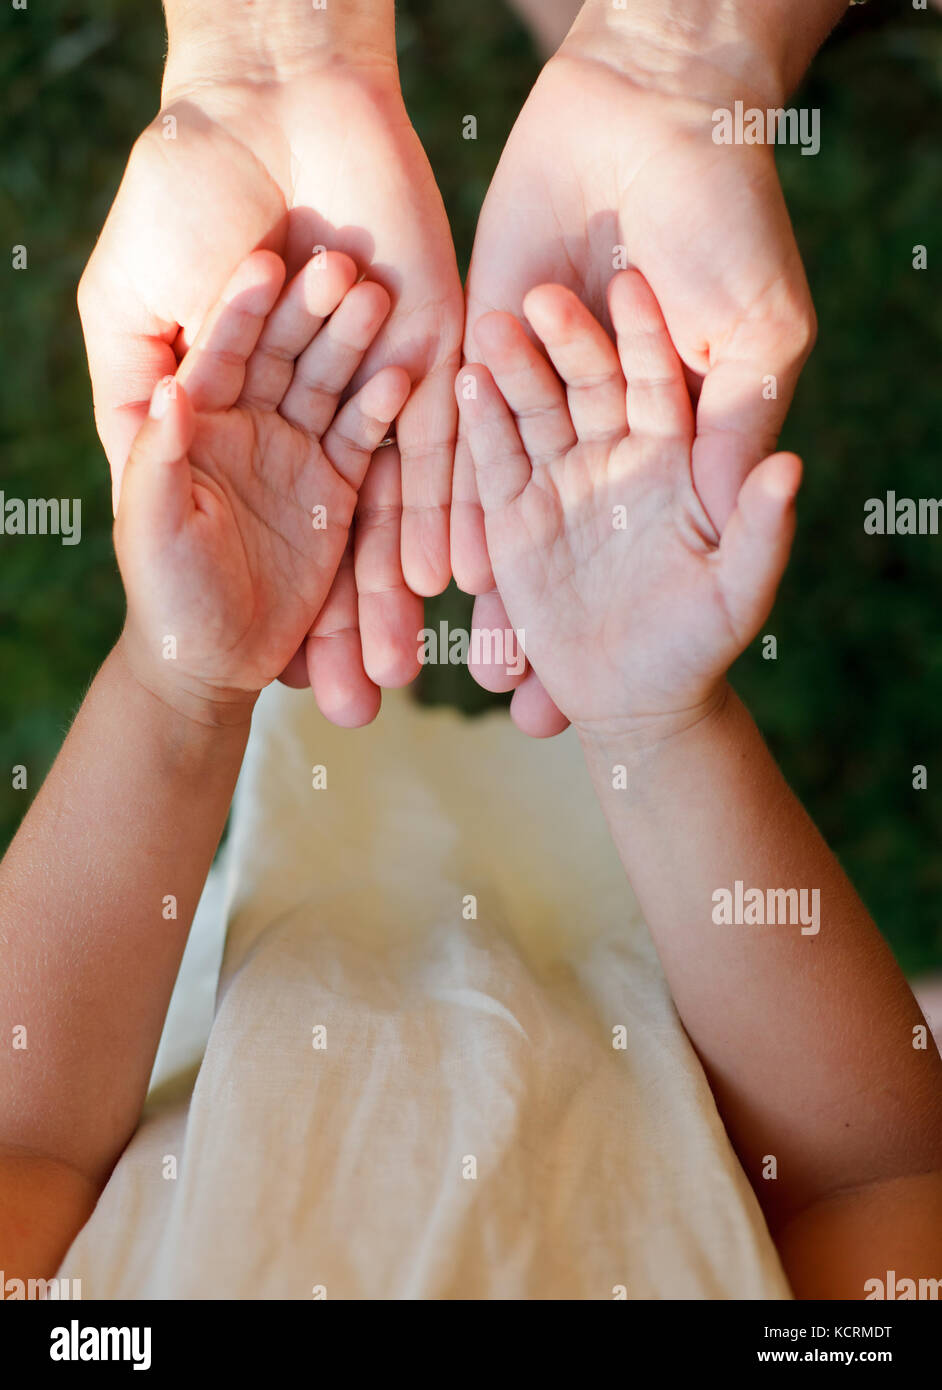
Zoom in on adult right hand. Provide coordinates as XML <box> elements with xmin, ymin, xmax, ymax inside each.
<box><xmin>79</xmin><ymin>1</ymin><xmax>463</xmax><ymax>727</ymax></box>
<box><xmin>454</xmin><ymin>0</ymin><xmax>845</xmax><ymax>736</ymax></box>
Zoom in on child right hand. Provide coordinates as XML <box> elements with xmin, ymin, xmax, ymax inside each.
<box><xmin>114</xmin><ymin>250</ymin><xmax>410</xmax><ymax>727</ymax></box>
<box><xmin>456</xmin><ymin>270</ymin><xmax>802</xmax><ymax>743</ymax></box>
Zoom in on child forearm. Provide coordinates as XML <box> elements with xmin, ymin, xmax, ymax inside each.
<box><xmin>459</xmin><ymin>246</ymin><xmax>938</xmax><ymax>1295</ymax></box>
<box><xmin>580</xmin><ymin>687</ymin><xmax>942</xmax><ymax>1238</ymax></box>
<box><xmin>0</xmin><ymin>244</ymin><xmax>405</xmax><ymax>1278</ymax></box>
<box><xmin>0</xmin><ymin>636</ymin><xmax>249</xmax><ymax>1189</ymax></box>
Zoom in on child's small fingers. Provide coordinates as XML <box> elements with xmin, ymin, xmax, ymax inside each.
<box><xmin>280</xmin><ymin>280</ymin><xmax>392</xmax><ymax>438</ymax></box>
<box><xmin>306</xmin><ymin>540</ymin><xmax>382</xmax><ymax>728</ymax></box>
<box><xmin>522</xmin><ymin>284</ymin><xmax>627</xmax><ymax>443</ymax></box>
<box><xmin>321</xmin><ymin>366</ymin><xmax>412</xmax><ymax>490</ymax></box>
<box><xmin>176</xmin><ymin>251</ymin><xmax>287</xmax><ymax>412</ymax></box>
<box><xmin>116</xmin><ymin>376</ymin><xmax>194</xmax><ymax>537</ymax></box>
<box><xmin>240</xmin><ymin>251</ymin><xmax>359</xmax><ymax>411</ymax></box>
<box><xmin>474</xmin><ymin>311</ymin><xmax>576</xmax><ymax>466</ymax></box>
<box><xmin>717</xmin><ymin>451</ymin><xmax>802</xmax><ymax>638</ymax></box>
<box><xmin>131</xmin><ymin>377</ymin><xmax>195</xmax><ymax>468</ymax></box>
<box><xmin>455</xmin><ymin>364</ymin><xmax>532</xmax><ymax>513</ymax></box>
<box><xmin>355</xmin><ymin>446</ymin><xmax>425</xmax><ymax>689</ymax></box>
<box><xmin>608</xmin><ymin>270</ymin><xmax>694</xmax><ymax>441</ymax></box>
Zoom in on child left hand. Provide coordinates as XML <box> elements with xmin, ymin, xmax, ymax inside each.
<box><xmin>456</xmin><ymin>270</ymin><xmax>802</xmax><ymax>742</ymax></box>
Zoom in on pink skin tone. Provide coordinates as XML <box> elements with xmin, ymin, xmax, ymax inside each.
<box><xmin>80</xmin><ymin>3</ymin><xmax>463</xmax><ymax>728</ymax></box>
<box><xmin>0</xmin><ymin>248</ymin><xmax>411</xmax><ymax>1281</ymax></box>
<box><xmin>118</xmin><ymin>249</ymin><xmax>412</xmax><ymax>723</ymax></box>
<box><xmin>454</xmin><ymin>0</ymin><xmax>849</xmax><ymax>737</ymax></box>
<box><xmin>456</xmin><ymin>270</ymin><xmax>942</xmax><ymax>1299</ymax></box>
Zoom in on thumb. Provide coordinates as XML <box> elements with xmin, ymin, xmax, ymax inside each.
<box><xmin>77</xmin><ymin>268</ymin><xmax>180</xmax><ymax>514</ymax></box>
<box><xmin>691</xmin><ymin>358</ymin><xmax>793</xmax><ymax>534</ymax></box>
<box><xmin>115</xmin><ymin>377</ymin><xmax>195</xmax><ymax>545</ymax></box>
<box><xmin>717</xmin><ymin>451</ymin><xmax>802</xmax><ymax>640</ymax></box>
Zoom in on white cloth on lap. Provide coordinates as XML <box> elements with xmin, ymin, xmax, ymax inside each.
<box><xmin>59</xmin><ymin>683</ymin><xmax>791</xmax><ymax>1300</ymax></box>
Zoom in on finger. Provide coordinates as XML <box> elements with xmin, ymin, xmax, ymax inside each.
<box><xmin>509</xmin><ymin>669</ymin><xmax>571</xmax><ymax>739</ymax></box>
<box><xmin>468</xmin><ymin>590</ymin><xmax>528</xmax><ymax>693</ymax></box>
<box><xmin>717</xmin><ymin>452</ymin><xmax>802</xmax><ymax>643</ymax></box>
<box><xmin>355</xmin><ymin>445</ymin><xmax>425</xmax><ymax>688</ymax></box>
<box><xmin>474</xmin><ymin>311</ymin><xmax>576</xmax><ymax>466</ymax></box>
<box><xmin>240</xmin><ymin>250</ymin><xmax>359</xmax><ymax>411</ymax></box>
<box><xmin>455</xmin><ymin>365</ymin><xmax>532</xmax><ymax>514</ymax></box>
<box><xmin>608</xmin><ymin>270</ymin><xmax>694</xmax><ymax>442</ymax></box>
<box><xmin>692</xmin><ymin>304</ymin><xmax>815</xmax><ymax>533</ymax></box>
<box><xmin>277</xmin><ymin>645</ymin><xmax>313</xmax><ymax>689</ymax></box>
<box><xmin>306</xmin><ymin>538</ymin><xmax>382</xmax><ymax>728</ymax></box>
<box><xmin>280</xmin><ymin>281</ymin><xmax>392</xmax><ymax>438</ymax></box>
<box><xmin>450</xmin><ymin>428</ymin><xmax>495</xmax><ymax>595</ymax></box>
<box><xmin>398</xmin><ymin>359</ymin><xmax>459</xmax><ymax>598</ymax></box>
<box><xmin>175</xmin><ymin>251</ymin><xmax>287</xmax><ymax>412</ymax></box>
<box><xmin>115</xmin><ymin>377</ymin><xmax>195</xmax><ymax>544</ymax></box>
<box><xmin>522</xmin><ymin>284</ymin><xmax>627</xmax><ymax>443</ymax></box>
<box><xmin>321</xmin><ymin>366</ymin><xmax>412</xmax><ymax>490</ymax></box>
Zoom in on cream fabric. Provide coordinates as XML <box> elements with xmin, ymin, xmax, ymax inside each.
<box><xmin>59</xmin><ymin>683</ymin><xmax>791</xmax><ymax>1300</ymax></box>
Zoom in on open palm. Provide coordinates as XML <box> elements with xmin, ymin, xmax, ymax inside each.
<box><xmin>454</xmin><ymin>49</ymin><xmax>815</xmax><ymax>732</ymax></box>
<box><xmin>116</xmin><ymin>252</ymin><xmax>410</xmax><ymax>712</ymax></box>
<box><xmin>81</xmin><ymin>64</ymin><xmax>463</xmax><ymax>722</ymax></box>
<box><xmin>458</xmin><ymin>275</ymin><xmax>801</xmax><ymax>734</ymax></box>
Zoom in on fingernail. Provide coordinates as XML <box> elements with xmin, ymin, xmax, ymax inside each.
<box><xmin>149</xmin><ymin>376</ymin><xmax>176</xmax><ymax>420</ymax></box>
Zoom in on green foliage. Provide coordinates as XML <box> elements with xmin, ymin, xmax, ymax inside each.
<box><xmin>1</xmin><ymin>1</ymin><xmax>940</xmax><ymax>971</ymax></box>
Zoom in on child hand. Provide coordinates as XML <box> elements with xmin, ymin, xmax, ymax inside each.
<box><xmin>115</xmin><ymin>250</ymin><xmax>410</xmax><ymax>725</ymax></box>
<box><xmin>456</xmin><ymin>270</ymin><xmax>802</xmax><ymax>741</ymax></box>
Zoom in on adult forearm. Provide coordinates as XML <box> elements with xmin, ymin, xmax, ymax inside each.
<box><xmin>0</xmin><ymin>638</ymin><xmax>249</xmax><ymax>1186</ymax></box>
<box><xmin>162</xmin><ymin>0</ymin><xmax>397</xmax><ymax>89</ymax></box>
<box><xmin>568</xmin><ymin>0</ymin><xmax>850</xmax><ymax>103</ymax></box>
<box><xmin>580</xmin><ymin>688</ymin><xmax>942</xmax><ymax>1229</ymax></box>
<box><xmin>740</xmin><ymin>0</ymin><xmax>853</xmax><ymax>94</ymax></box>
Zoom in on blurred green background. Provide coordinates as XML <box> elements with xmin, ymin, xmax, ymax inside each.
<box><xmin>2</xmin><ymin>2</ymin><xmax>940</xmax><ymax>973</ymax></box>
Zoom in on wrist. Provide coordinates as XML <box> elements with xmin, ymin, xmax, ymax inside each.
<box><xmin>162</xmin><ymin>0</ymin><xmax>397</xmax><ymax>93</ymax></box>
<box><xmin>576</xmin><ymin>681</ymin><xmax>732</xmax><ymax>779</ymax></box>
<box><xmin>565</xmin><ymin>0</ymin><xmax>848</xmax><ymax>108</ymax></box>
<box><xmin>115</xmin><ymin>629</ymin><xmax>258</xmax><ymax>737</ymax></box>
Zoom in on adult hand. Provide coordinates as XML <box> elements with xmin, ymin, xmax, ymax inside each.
<box><xmin>79</xmin><ymin>2</ymin><xmax>463</xmax><ymax>727</ymax></box>
<box><xmin>454</xmin><ymin>2</ymin><xmax>827</xmax><ymax>736</ymax></box>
